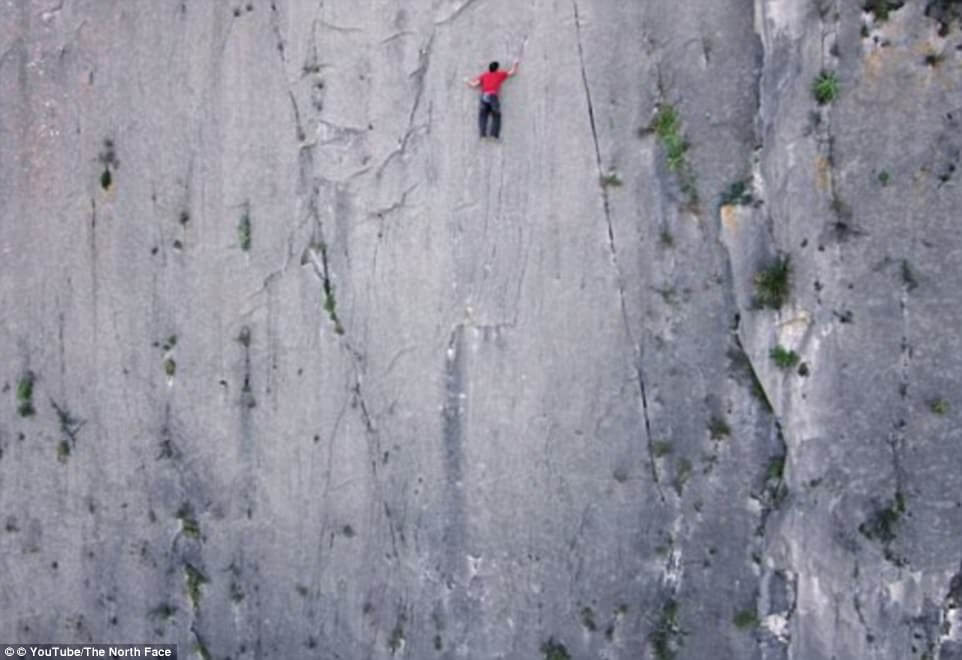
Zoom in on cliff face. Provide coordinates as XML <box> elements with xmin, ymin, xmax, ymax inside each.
<box><xmin>2</xmin><ymin>1</ymin><xmax>961</xmax><ymax>658</ymax></box>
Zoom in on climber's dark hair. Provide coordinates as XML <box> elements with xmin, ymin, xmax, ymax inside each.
<box><xmin>489</xmin><ymin>61</ymin><xmax>499</xmax><ymax>72</ymax></box>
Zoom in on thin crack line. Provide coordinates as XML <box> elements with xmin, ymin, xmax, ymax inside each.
<box><xmin>573</xmin><ymin>0</ymin><xmax>663</xmax><ymax>501</ymax></box>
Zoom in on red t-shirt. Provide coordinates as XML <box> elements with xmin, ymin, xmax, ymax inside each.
<box><xmin>480</xmin><ymin>70</ymin><xmax>509</xmax><ymax>94</ymax></box>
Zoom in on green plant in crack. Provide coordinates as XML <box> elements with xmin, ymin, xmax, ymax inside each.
<box><xmin>864</xmin><ymin>0</ymin><xmax>904</xmax><ymax>21</ymax></box>
<box><xmin>540</xmin><ymin>637</ymin><xmax>570</xmax><ymax>660</ymax></box>
<box><xmin>673</xmin><ymin>458</ymin><xmax>693</xmax><ymax>496</ymax></box>
<box><xmin>317</xmin><ymin>242</ymin><xmax>345</xmax><ymax>335</ymax></box>
<box><xmin>387</xmin><ymin>610</ymin><xmax>407</xmax><ymax>655</ymax></box>
<box><xmin>653</xmin><ymin>440</ymin><xmax>673</xmax><ymax>458</ymax></box>
<box><xmin>733</xmin><ymin>608</ymin><xmax>759</xmax><ymax>629</ymax></box>
<box><xmin>649</xmin><ymin>104</ymin><xmax>698</xmax><ymax>205</ymax></box>
<box><xmin>238</xmin><ymin>210</ymin><xmax>252</xmax><ymax>251</ymax></box>
<box><xmin>770</xmin><ymin>345</ymin><xmax>800</xmax><ymax>369</ymax></box>
<box><xmin>930</xmin><ymin>398</ymin><xmax>949</xmax><ymax>415</ymax></box>
<box><xmin>859</xmin><ymin>492</ymin><xmax>906</xmax><ymax>544</ymax></box>
<box><xmin>721</xmin><ymin>180</ymin><xmax>753</xmax><ymax>206</ymax></box>
<box><xmin>600</xmin><ymin>171</ymin><xmax>623</xmax><ymax>188</ymax></box>
<box><xmin>56</xmin><ymin>439</ymin><xmax>70</xmax><ymax>463</ymax></box>
<box><xmin>877</xmin><ymin>170</ymin><xmax>891</xmax><ymax>186</ymax></box>
<box><xmin>812</xmin><ymin>70</ymin><xmax>840</xmax><ymax>105</ymax></box>
<box><xmin>184</xmin><ymin>563</ymin><xmax>208</xmax><ymax>611</ymax></box>
<box><xmin>16</xmin><ymin>372</ymin><xmax>35</xmax><ymax>417</ymax></box>
<box><xmin>176</xmin><ymin>503</ymin><xmax>200</xmax><ymax>539</ymax></box>
<box><xmin>753</xmin><ymin>255</ymin><xmax>791</xmax><ymax>310</ymax></box>
<box><xmin>766</xmin><ymin>456</ymin><xmax>785</xmax><ymax>482</ymax></box>
<box><xmin>194</xmin><ymin>641</ymin><xmax>211</xmax><ymax>660</ymax></box>
<box><xmin>925</xmin><ymin>51</ymin><xmax>947</xmax><ymax>67</ymax></box>
<box><xmin>650</xmin><ymin>598</ymin><xmax>683</xmax><ymax>660</ymax></box>
<box><xmin>164</xmin><ymin>358</ymin><xmax>177</xmax><ymax>378</ymax></box>
<box><xmin>708</xmin><ymin>416</ymin><xmax>731</xmax><ymax>439</ymax></box>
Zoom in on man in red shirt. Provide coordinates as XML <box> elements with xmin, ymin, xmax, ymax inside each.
<box><xmin>465</xmin><ymin>60</ymin><xmax>519</xmax><ymax>140</ymax></box>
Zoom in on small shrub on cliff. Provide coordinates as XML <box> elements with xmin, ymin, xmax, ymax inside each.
<box><xmin>770</xmin><ymin>345</ymin><xmax>800</xmax><ymax>369</ymax></box>
<box><xmin>753</xmin><ymin>256</ymin><xmax>791</xmax><ymax>310</ymax></box>
<box><xmin>812</xmin><ymin>71</ymin><xmax>840</xmax><ymax>105</ymax></box>
<box><xmin>540</xmin><ymin>637</ymin><xmax>570</xmax><ymax>660</ymax></box>
<box><xmin>16</xmin><ymin>372</ymin><xmax>35</xmax><ymax>417</ymax></box>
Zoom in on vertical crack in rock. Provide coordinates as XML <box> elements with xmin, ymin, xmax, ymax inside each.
<box><xmin>572</xmin><ymin>1</ymin><xmax>614</xmax><ymax>252</ymax></box>
<box><xmin>288</xmin><ymin>91</ymin><xmax>306</xmax><ymax>142</ymax></box>
<box><xmin>572</xmin><ymin>0</ymin><xmax>662</xmax><ymax>501</ymax></box>
<box><xmin>88</xmin><ymin>198</ymin><xmax>99</xmax><ymax>345</ymax></box>
<box><xmin>268</xmin><ymin>1</ymin><xmax>288</xmax><ymax>65</ymax></box>
<box><xmin>407</xmin><ymin>31</ymin><xmax>435</xmax><ymax>132</ymax></box>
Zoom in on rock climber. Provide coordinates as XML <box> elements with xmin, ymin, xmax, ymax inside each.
<box><xmin>465</xmin><ymin>60</ymin><xmax>519</xmax><ymax>140</ymax></box>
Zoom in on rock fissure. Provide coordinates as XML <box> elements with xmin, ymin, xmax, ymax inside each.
<box><xmin>572</xmin><ymin>0</ymin><xmax>662</xmax><ymax>501</ymax></box>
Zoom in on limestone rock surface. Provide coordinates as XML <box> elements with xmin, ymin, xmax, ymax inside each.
<box><xmin>2</xmin><ymin>1</ymin><xmax>961</xmax><ymax>659</ymax></box>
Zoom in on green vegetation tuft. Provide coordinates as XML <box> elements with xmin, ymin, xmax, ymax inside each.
<box><xmin>600</xmin><ymin>172</ymin><xmax>623</xmax><ymax>188</ymax></box>
<box><xmin>650</xmin><ymin>598</ymin><xmax>682</xmax><ymax>660</ymax></box>
<box><xmin>659</xmin><ymin>229</ymin><xmax>674</xmax><ymax>248</ymax></box>
<box><xmin>733</xmin><ymin>608</ymin><xmax>759</xmax><ymax>629</ymax></box>
<box><xmin>653</xmin><ymin>440</ymin><xmax>674</xmax><ymax>458</ymax></box>
<box><xmin>540</xmin><ymin>637</ymin><xmax>571</xmax><ymax>660</ymax></box>
<box><xmin>930</xmin><ymin>398</ymin><xmax>949</xmax><ymax>415</ymax></box>
<box><xmin>388</xmin><ymin>620</ymin><xmax>405</xmax><ymax>655</ymax></box>
<box><xmin>164</xmin><ymin>358</ymin><xmax>177</xmax><ymax>378</ymax></box>
<box><xmin>753</xmin><ymin>255</ymin><xmax>791</xmax><ymax>310</ymax></box>
<box><xmin>318</xmin><ymin>242</ymin><xmax>346</xmax><ymax>335</ymax></box>
<box><xmin>56</xmin><ymin>439</ymin><xmax>70</xmax><ymax>463</ymax></box>
<box><xmin>649</xmin><ymin>104</ymin><xmax>698</xmax><ymax>205</ymax></box>
<box><xmin>721</xmin><ymin>180</ymin><xmax>753</xmax><ymax>206</ymax></box>
<box><xmin>708</xmin><ymin>416</ymin><xmax>731</xmax><ymax>439</ymax></box>
<box><xmin>766</xmin><ymin>455</ymin><xmax>785</xmax><ymax>481</ymax></box>
<box><xmin>864</xmin><ymin>0</ymin><xmax>905</xmax><ymax>21</ymax></box>
<box><xmin>859</xmin><ymin>493</ymin><xmax>906</xmax><ymax>544</ymax></box>
<box><xmin>194</xmin><ymin>639</ymin><xmax>211</xmax><ymax>660</ymax></box>
<box><xmin>673</xmin><ymin>458</ymin><xmax>693</xmax><ymax>496</ymax></box>
<box><xmin>770</xmin><ymin>345</ymin><xmax>800</xmax><ymax>369</ymax></box>
<box><xmin>812</xmin><ymin>70</ymin><xmax>840</xmax><ymax>105</ymax></box>
<box><xmin>16</xmin><ymin>372</ymin><xmax>35</xmax><ymax>417</ymax></box>
<box><xmin>238</xmin><ymin>211</ymin><xmax>252</xmax><ymax>251</ymax></box>
<box><xmin>184</xmin><ymin>563</ymin><xmax>208</xmax><ymax>610</ymax></box>
<box><xmin>176</xmin><ymin>503</ymin><xmax>200</xmax><ymax>538</ymax></box>
<box><xmin>877</xmin><ymin>170</ymin><xmax>890</xmax><ymax>186</ymax></box>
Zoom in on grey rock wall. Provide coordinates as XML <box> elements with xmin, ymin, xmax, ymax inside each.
<box><xmin>1</xmin><ymin>1</ymin><xmax>960</xmax><ymax>658</ymax></box>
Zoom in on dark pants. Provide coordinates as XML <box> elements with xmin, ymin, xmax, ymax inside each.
<box><xmin>479</xmin><ymin>93</ymin><xmax>501</xmax><ymax>138</ymax></box>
